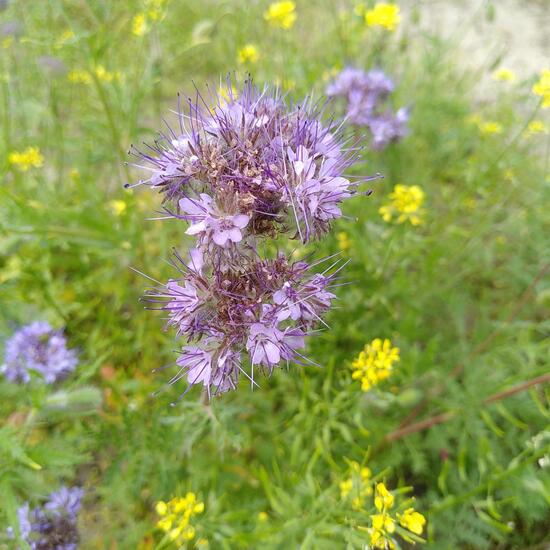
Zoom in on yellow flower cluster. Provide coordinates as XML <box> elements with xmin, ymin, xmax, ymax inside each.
<box><xmin>365</xmin><ymin>3</ymin><xmax>400</xmax><ymax>32</ymax></box>
<box><xmin>351</xmin><ymin>338</ymin><xmax>399</xmax><ymax>391</ymax></box>
<box><xmin>367</xmin><ymin>483</ymin><xmax>426</xmax><ymax>549</ymax></box>
<box><xmin>479</xmin><ymin>121</ymin><xmax>503</xmax><ymax>135</ymax></box>
<box><xmin>68</xmin><ymin>70</ymin><xmax>91</xmax><ymax>84</ymax></box>
<box><xmin>68</xmin><ymin>66</ymin><xmax>121</xmax><ymax>84</ymax></box>
<box><xmin>156</xmin><ymin>492</ymin><xmax>204</xmax><ymax>543</ymax></box>
<box><xmin>467</xmin><ymin>114</ymin><xmax>503</xmax><ymax>136</ymax></box>
<box><xmin>532</xmin><ymin>69</ymin><xmax>550</xmax><ymax>108</ymax></box>
<box><xmin>351</xmin><ymin>338</ymin><xmax>400</xmax><ymax>392</ymax></box>
<box><xmin>340</xmin><ymin>461</ymin><xmax>373</xmax><ymax>510</ymax></box>
<box><xmin>525</xmin><ymin>120</ymin><xmax>548</xmax><ymax>138</ymax></box>
<box><xmin>379</xmin><ymin>184</ymin><xmax>425</xmax><ymax>226</ymax></box>
<box><xmin>238</xmin><ymin>44</ymin><xmax>259</xmax><ymax>64</ymax></box>
<box><xmin>8</xmin><ymin>147</ymin><xmax>44</xmax><ymax>171</ymax></box>
<box><xmin>492</xmin><ymin>68</ymin><xmax>516</xmax><ymax>82</ymax></box>
<box><xmin>264</xmin><ymin>1</ymin><xmax>297</xmax><ymax>29</ymax></box>
<box><xmin>132</xmin><ymin>1</ymin><xmax>166</xmax><ymax>36</ymax></box>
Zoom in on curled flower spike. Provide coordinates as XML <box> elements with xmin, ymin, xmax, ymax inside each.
<box><xmin>134</xmin><ymin>78</ymin><xmax>373</xmax><ymax>399</ymax></box>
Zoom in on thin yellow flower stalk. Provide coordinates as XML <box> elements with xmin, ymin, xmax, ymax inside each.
<box><xmin>532</xmin><ymin>69</ymin><xmax>550</xmax><ymax>108</ymax></box>
<box><xmin>8</xmin><ymin>147</ymin><xmax>44</xmax><ymax>171</ymax></box>
<box><xmin>379</xmin><ymin>185</ymin><xmax>425</xmax><ymax>226</ymax></box>
<box><xmin>340</xmin><ymin>461</ymin><xmax>373</xmax><ymax>510</ymax></box>
<box><xmin>351</xmin><ymin>338</ymin><xmax>400</xmax><ymax>392</ymax></box>
<box><xmin>264</xmin><ymin>1</ymin><xmax>297</xmax><ymax>29</ymax></box>
<box><xmin>365</xmin><ymin>3</ymin><xmax>400</xmax><ymax>32</ymax></box>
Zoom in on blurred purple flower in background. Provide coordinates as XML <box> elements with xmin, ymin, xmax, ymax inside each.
<box><xmin>326</xmin><ymin>66</ymin><xmax>410</xmax><ymax>150</ymax></box>
<box><xmin>1</xmin><ymin>321</ymin><xmax>78</xmax><ymax>384</ymax></box>
<box><xmin>132</xmin><ymin>78</ymin><xmax>375</xmax><ymax>399</ymax></box>
<box><xmin>8</xmin><ymin>487</ymin><xmax>83</xmax><ymax>549</ymax></box>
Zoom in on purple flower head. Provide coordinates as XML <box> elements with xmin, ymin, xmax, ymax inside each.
<box><xmin>326</xmin><ymin>67</ymin><xmax>409</xmax><ymax>148</ymax></box>
<box><xmin>1</xmin><ymin>322</ymin><xmax>78</xmax><ymax>384</ymax></box>
<box><xmin>368</xmin><ymin>107</ymin><xmax>410</xmax><ymax>151</ymax></box>
<box><xmin>7</xmin><ymin>487</ymin><xmax>83</xmax><ymax>549</ymax></box>
<box><xmin>132</xmin><ymin>77</ymin><xmax>368</xmax><ymax>245</ymax></box>
<box><xmin>133</xmin><ymin>78</ymin><xmax>370</xmax><ymax>399</ymax></box>
<box><xmin>44</xmin><ymin>486</ymin><xmax>84</xmax><ymax>520</ymax></box>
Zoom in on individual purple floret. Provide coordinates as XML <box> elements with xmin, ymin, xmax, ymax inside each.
<box><xmin>326</xmin><ymin>67</ymin><xmax>409</xmax><ymax>150</ymax></box>
<box><xmin>7</xmin><ymin>487</ymin><xmax>83</xmax><ymax>549</ymax></box>
<box><xmin>1</xmin><ymin>322</ymin><xmax>78</xmax><ymax>384</ymax></box>
<box><xmin>133</xmin><ymin>78</ymin><xmax>371</xmax><ymax>399</ymax></box>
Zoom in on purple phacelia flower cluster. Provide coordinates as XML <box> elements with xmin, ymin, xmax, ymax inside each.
<box><xmin>8</xmin><ymin>486</ymin><xmax>84</xmax><ymax>550</ymax></box>
<box><xmin>1</xmin><ymin>322</ymin><xmax>78</xmax><ymax>384</ymax></box>
<box><xmin>326</xmin><ymin>67</ymin><xmax>410</xmax><ymax>150</ymax></box>
<box><xmin>132</xmin><ymin>78</ymin><xmax>373</xmax><ymax>399</ymax></box>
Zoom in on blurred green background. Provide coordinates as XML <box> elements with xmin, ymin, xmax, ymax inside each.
<box><xmin>1</xmin><ymin>0</ymin><xmax>549</xmax><ymax>548</ymax></box>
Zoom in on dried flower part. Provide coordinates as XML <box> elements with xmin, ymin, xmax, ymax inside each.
<box><xmin>7</xmin><ymin>486</ymin><xmax>84</xmax><ymax>549</ymax></box>
<box><xmin>1</xmin><ymin>321</ymin><xmax>78</xmax><ymax>384</ymax></box>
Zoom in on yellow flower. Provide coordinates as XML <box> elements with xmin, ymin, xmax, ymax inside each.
<box><xmin>532</xmin><ymin>69</ymin><xmax>550</xmax><ymax>108</ymax></box>
<box><xmin>352</xmin><ymin>338</ymin><xmax>400</xmax><ymax>392</ymax></box>
<box><xmin>155</xmin><ymin>493</ymin><xmax>204</xmax><ymax>544</ymax></box>
<box><xmin>339</xmin><ymin>479</ymin><xmax>353</xmax><ymax>498</ymax></box>
<box><xmin>132</xmin><ymin>13</ymin><xmax>149</xmax><ymax>36</ymax></box>
<box><xmin>258</xmin><ymin>511</ymin><xmax>269</xmax><ymax>522</ymax></box>
<box><xmin>379</xmin><ymin>184</ymin><xmax>424</xmax><ymax>226</ymax></box>
<box><xmin>146</xmin><ymin>0</ymin><xmax>166</xmax><ymax>21</ymax></box>
<box><xmin>398</xmin><ymin>507</ymin><xmax>426</xmax><ymax>535</ymax></box>
<box><xmin>369</xmin><ymin>527</ymin><xmax>396</xmax><ymax>549</ymax></box>
<box><xmin>2</xmin><ymin>36</ymin><xmax>14</xmax><ymax>49</ymax></box>
<box><xmin>478</xmin><ymin>121</ymin><xmax>503</xmax><ymax>135</ymax></box>
<box><xmin>55</xmin><ymin>29</ymin><xmax>74</xmax><ymax>49</ymax></box>
<box><xmin>337</xmin><ymin>231</ymin><xmax>351</xmax><ymax>253</ymax></box>
<box><xmin>524</xmin><ymin>119</ymin><xmax>547</xmax><ymax>137</ymax></box>
<box><xmin>492</xmin><ymin>68</ymin><xmax>516</xmax><ymax>82</ymax></box>
<box><xmin>374</xmin><ymin>482</ymin><xmax>394</xmax><ymax>511</ymax></box>
<box><xmin>264</xmin><ymin>1</ymin><xmax>297</xmax><ymax>29</ymax></box>
<box><xmin>8</xmin><ymin>147</ymin><xmax>44</xmax><ymax>171</ymax></box>
<box><xmin>238</xmin><ymin>44</ymin><xmax>259</xmax><ymax>64</ymax></box>
<box><xmin>68</xmin><ymin>70</ymin><xmax>91</xmax><ymax>84</ymax></box>
<box><xmin>365</xmin><ymin>3</ymin><xmax>400</xmax><ymax>32</ymax></box>
<box><xmin>371</xmin><ymin>513</ymin><xmax>395</xmax><ymax>533</ymax></box>
<box><xmin>94</xmin><ymin>65</ymin><xmax>119</xmax><ymax>82</ymax></box>
<box><xmin>109</xmin><ymin>200</ymin><xmax>127</xmax><ymax>216</ymax></box>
